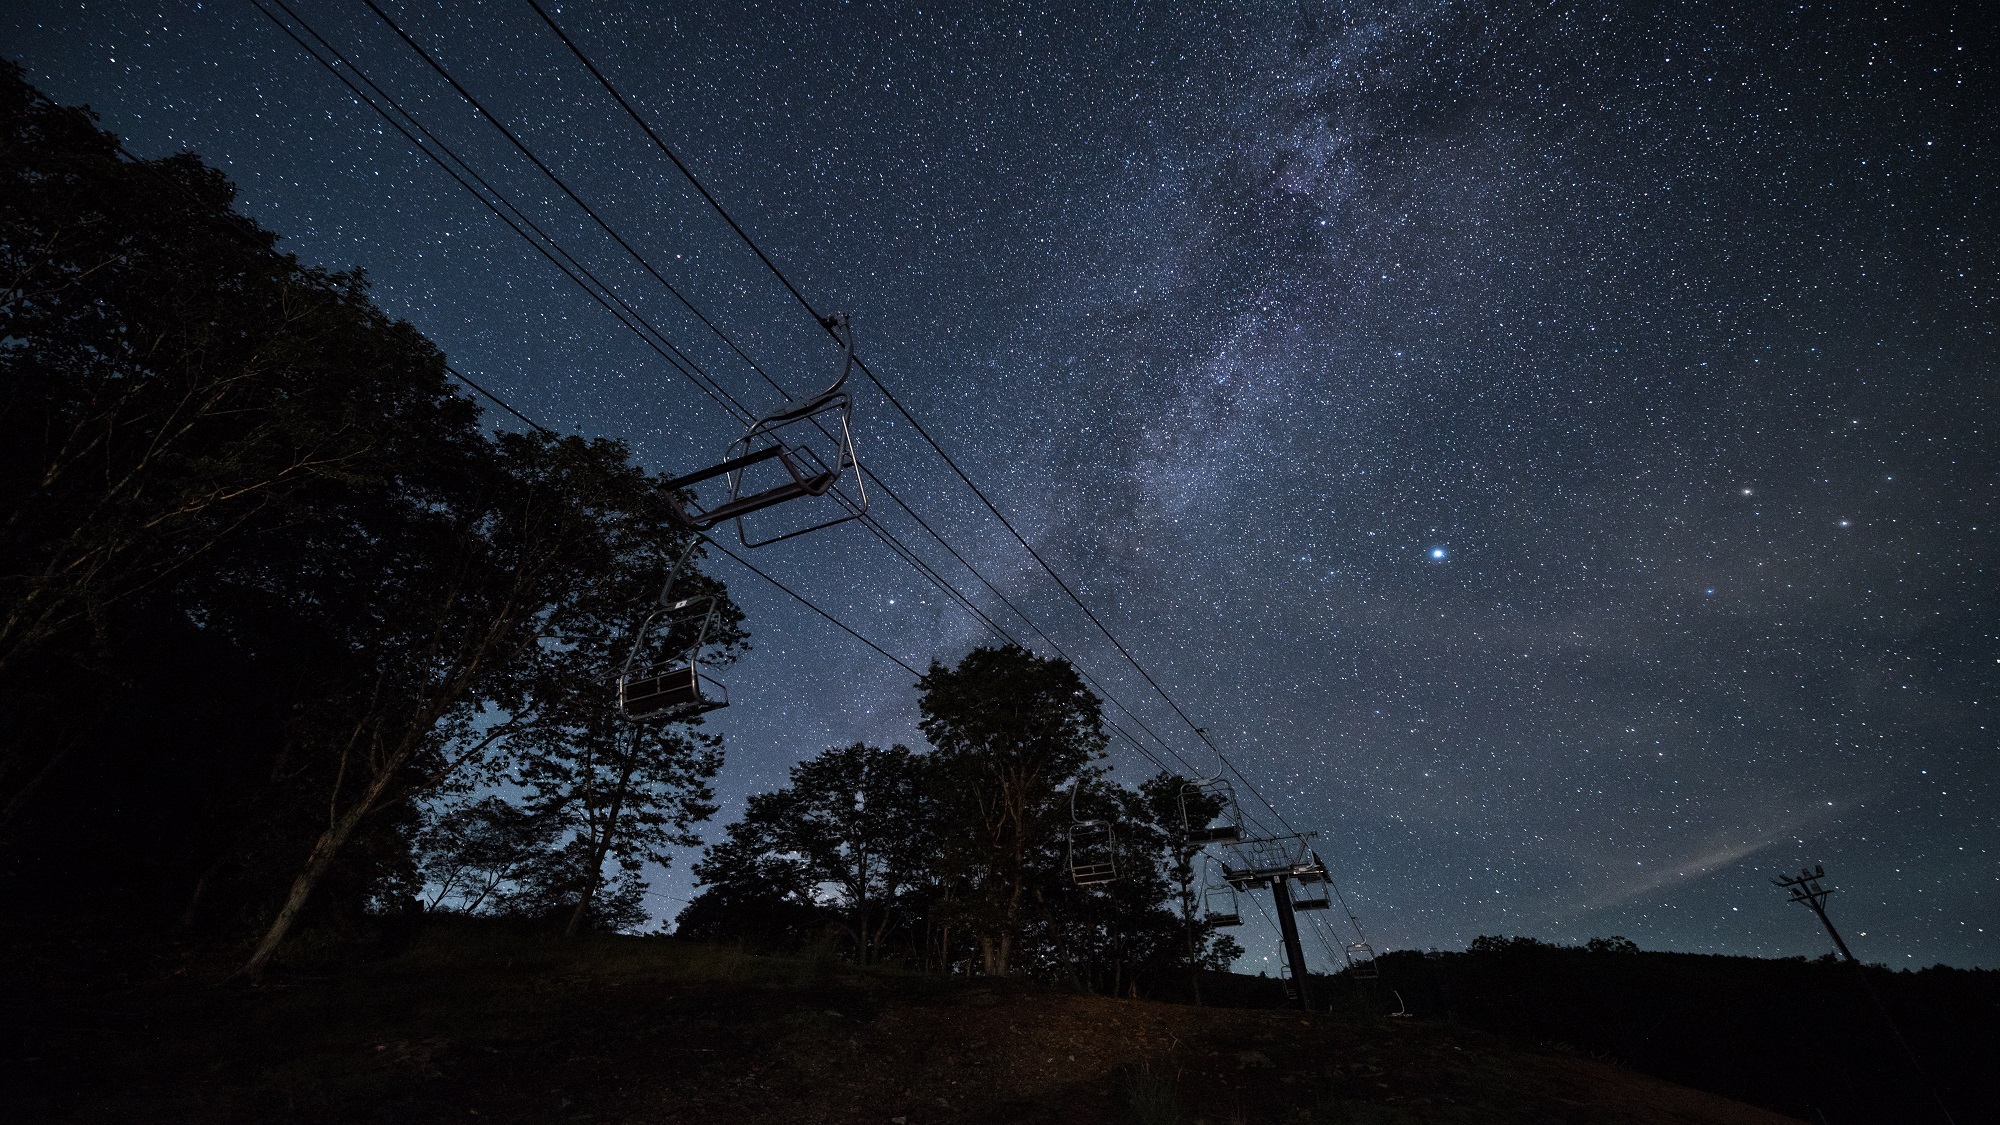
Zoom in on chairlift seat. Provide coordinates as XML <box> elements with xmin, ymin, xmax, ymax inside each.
<box><xmin>1072</xmin><ymin>861</ymin><xmax>1117</xmax><ymax>886</ymax></box>
<box><xmin>1291</xmin><ymin>897</ymin><xmax>1331</xmax><ymax>911</ymax></box>
<box><xmin>1206</xmin><ymin>910</ymin><xmax>1242</xmax><ymax>928</ymax></box>
<box><xmin>1188</xmin><ymin>824</ymin><xmax>1242</xmax><ymax>844</ymax></box>
<box><xmin>618</xmin><ymin>663</ymin><xmax>724</xmax><ymax>721</ymax></box>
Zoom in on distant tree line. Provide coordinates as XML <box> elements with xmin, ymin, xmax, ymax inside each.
<box><xmin>0</xmin><ymin>64</ymin><xmax>735</xmax><ymax>976</ymax></box>
<box><xmin>673</xmin><ymin>644</ymin><xmax>1242</xmax><ymax>995</ymax></box>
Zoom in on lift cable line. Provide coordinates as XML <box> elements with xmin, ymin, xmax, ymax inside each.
<box><xmin>86</xmin><ymin>58</ymin><xmax>553</xmax><ymax>442</ymax></box>
<box><xmin>533</xmin><ymin>1</ymin><xmax>1382</xmax><ymax>979</ymax></box>
<box><xmin>253</xmin><ymin>0</ymin><xmax>755</xmax><ymax>428</ymax></box>
<box><xmin>259</xmin><ymin>0</ymin><xmax>1189</xmax><ymax>781</ymax></box>
<box><xmin>260</xmin><ymin>7</ymin><xmax>969</xmax><ymax>628</ymax></box>
<box><xmin>253</xmin><ymin>7</ymin><xmax>1366</xmax><ymax>992</ymax></box>
<box><xmin>357</xmin><ymin>0</ymin><xmax>793</xmax><ymax>400</ymax></box>
<box><xmin>524</xmin><ymin>0</ymin><xmax>823</xmax><ymax>328</ymax></box>
<box><xmin>441</xmin><ymin>362</ymin><xmax>553</xmax><ymax>436</ymax></box>
<box><xmin>260</xmin><ymin>0</ymin><xmax>1210</xmax><ymax>789</ymax></box>
<box><xmin>525</xmin><ymin>0</ymin><xmax>1301</xmax><ymax>837</ymax></box>
<box><xmin>706</xmin><ymin>539</ymin><xmax>921</xmax><ymax>679</ymax></box>
<box><xmin>102</xmin><ymin>38</ymin><xmax>931</xmax><ymax>726</ymax></box>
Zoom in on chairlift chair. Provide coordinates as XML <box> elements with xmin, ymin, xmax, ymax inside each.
<box><xmin>663</xmin><ymin>313</ymin><xmax>866</xmax><ymax>547</ymax></box>
<box><xmin>1290</xmin><ymin>879</ymin><xmax>1332</xmax><ymax>912</ymax></box>
<box><xmin>1069</xmin><ymin>820</ymin><xmax>1117</xmax><ymax>886</ymax></box>
<box><xmin>1202</xmin><ymin>884</ymin><xmax>1243</xmax><ymax>928</ymax></box>
<box><xmin>616</xmin><ymin>542</ymin><xmax>728</xmax><ymax>722</ymax></box>
<box><xmin>1179</xmin><ymin>777</ymin><xmax>1242</xmax><ymax>845</ymax></box>
<box><xmin>1344</xmin><ymin>942</ymin><xmax>1381</xmax><ymax>980</ymax></box>
<box><xmin>1067</xmin><ymin>783</ymin><xmax>1117</xmax><ymax>886</ymax></box>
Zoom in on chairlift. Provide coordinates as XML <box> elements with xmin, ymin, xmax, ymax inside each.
<box><xmin>1290</xmin><ymin>879</ymin><xmax>1332</xmax><ymax>912</ymax></box>
<box><xmin>1202</xmin><ymin>883</ymin><xmax>1242</xmax><ymax>928</ymax></box>
<box><xmin>663</xmin><ymin>313</ymin><xmax>866</xmax><ymax>547</ymax></box>
<box><xmin>1179</xmin><ymin>777</ymin><xmax>1242</xmax><ymax>845</ymax></box>
<box><xmin>616</xmin><ymin>540</ymin><xmax>728</xmax><ymax>722</ymax></box>
<box><xmin>1067</xmin><ymin>784</ymin><xmax>1117</xmax><ymax>887</ymax></box>
<box><xmin>1344</xmin><ymin>942</ymin><xmax>1380</xmax><ymax>980</ymax></box>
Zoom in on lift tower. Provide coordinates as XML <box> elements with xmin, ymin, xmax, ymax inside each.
<box><xmin>1221</xmin><ymin>835</ymin><xmax>1333</xmax><ymax>1010</ymax></box>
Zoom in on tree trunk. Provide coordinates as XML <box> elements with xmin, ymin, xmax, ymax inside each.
<box><xmin>239</xmin><ymin>772</ymin><xmax>390</xmax><ymax>981</ymax></box>
<box><xmin>565</xmin><ymin>737</ymin><xmax>638</xmax><ymax>938</ymax></box>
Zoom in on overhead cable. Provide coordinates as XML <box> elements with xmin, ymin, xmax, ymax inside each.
<box><xmin>289</xmin><ymin>0</ymin><xmax>1207</xmax><ymax>786</ymax></box>
<box><xmin>526</xmin><ymin>0</ymin><xmax>1301</xmax><ymax>833</ymax></box>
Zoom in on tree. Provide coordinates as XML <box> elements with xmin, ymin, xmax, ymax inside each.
<box><xmin>917</xmin><ymin>646</ymin><xmax>1107</xmax><ymax>975</ymax></box>
<box><xmin>1025</xmin><ymin>774</ymin><xmax>1240</xmax><ymax>996</ymax></box>
<box><xmin>414</xmin><ymin>797</ymin><xmax>558</xmax><ymax>914</ymax></box>
<box><xmin>1140</xmin><ymin>772</ymin><xmax>1242</xmax><ymax>982</ymax></box>
<box><xmin>238</xmin><ymin>431</ymin><xmax>691</xmax><ymax>976</ymax></box>
<box><xmin>681</xmin><ymin>743</ymin><xmax>930</xmax><ymax>962</ymax></box>
<box><xmin>1</xmin><ymin>65</ymin><xmax>492</xmax><ymax>834</ymax></box>
<box><xmin>510</xmin><ymin>709</ymin><xmax>723</xmax><ymax>937</ymax></box>
<box><xmin>0</xmin><ymin>68</ymin><xmax>746</xmax><ymax>970</ymax></box>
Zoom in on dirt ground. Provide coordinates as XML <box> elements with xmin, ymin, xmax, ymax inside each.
<box><xmin>5</xmin><ymin>927</ymin><xmax>1804</xmax><ymax>1124</ymax></box>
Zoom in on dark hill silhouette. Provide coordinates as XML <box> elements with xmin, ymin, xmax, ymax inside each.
<box><xmin>1303</xmin><ymin>937</ymin><xmax>1996</xmax><ymax>1125</ymax></box>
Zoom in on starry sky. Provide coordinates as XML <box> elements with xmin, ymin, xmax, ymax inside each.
<box><xmin>7</xmin><ymin>1</ymin><xmax>1994</xmax><ymax>970</ymax></box>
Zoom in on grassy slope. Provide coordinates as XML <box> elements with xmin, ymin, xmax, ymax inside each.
<box><xmin>9</xmin><ymin>924</ymin><xmax>1803</xmax><ymax>1125</ymax></box>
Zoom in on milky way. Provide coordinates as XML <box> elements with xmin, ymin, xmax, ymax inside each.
<box><xmin>7</xmin><ymin>1</ymin><xmax>1993</xmax><ymax>969</ymax></box>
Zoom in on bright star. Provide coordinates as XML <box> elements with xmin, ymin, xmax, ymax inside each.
<box><xmin>1429</xmin><ymin>547</ymin><xmax>1447</xmax><ymax>560</ymax></box>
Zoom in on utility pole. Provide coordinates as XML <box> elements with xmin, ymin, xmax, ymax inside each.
<box><xmin>1773</xmin><ymin>865</ymin><xmax>1956</xmax><ymax>1125</ymax></box>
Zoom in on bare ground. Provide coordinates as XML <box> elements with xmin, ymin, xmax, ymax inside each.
<box><xmin>5</xmin><ymin>926</ymin><xmax>1803</xmax><ymax>1125</ymax></box>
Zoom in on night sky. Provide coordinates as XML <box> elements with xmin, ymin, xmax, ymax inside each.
<box><xmin>7</xmin><ymin>1</ymin><xmax>1994</xmax><ymax>971</ymax></box>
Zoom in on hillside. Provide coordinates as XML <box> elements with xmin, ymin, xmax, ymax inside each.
<box><xmin>7</xmin><ymin>922</ymin><xmax>1804</xmax><ymax>1125</ymax></box>
<box><xmin>1347</xmin><ymin>940</ymin><xmax>1996</xmax><ymax>1123</ymax></box>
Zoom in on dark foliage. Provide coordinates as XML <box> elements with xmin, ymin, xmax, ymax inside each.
<box><xmin>0</xmin><ymin>67</ymin><xmax>731</xmax><ymax>969</ymax></box>
<box><xmin>678</xmin><ymin>648</ymin><xmax>1239</xmax><ymax>994</ymax></box>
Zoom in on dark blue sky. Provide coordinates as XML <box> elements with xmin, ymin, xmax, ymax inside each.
<box><xmin>7</xmin><ymin>0</ymin><xmax>1993</xmax><ymax>969</ymax></box>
